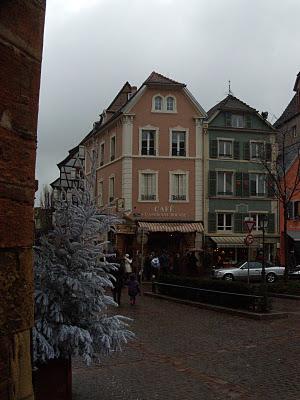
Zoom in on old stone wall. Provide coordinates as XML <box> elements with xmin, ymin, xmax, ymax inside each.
<box><xmin>0</xmin><ymin>1</ymin><xmax>46</xmax><ymax>399</ymax></box>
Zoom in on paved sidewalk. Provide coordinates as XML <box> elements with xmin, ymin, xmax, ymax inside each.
<box><xmin>73</xmin><ymin>289</ymin><xmax>300</xmax><ymax>400</ymax></box>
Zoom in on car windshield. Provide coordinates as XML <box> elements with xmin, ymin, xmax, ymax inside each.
<box><xmin>235</xmin><ymin>261</ymin><xmax>246</xmax><ymax>268</ymax></box>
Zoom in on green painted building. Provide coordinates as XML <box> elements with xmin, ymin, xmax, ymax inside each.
<box><xmin>204</xmin><ymin>95</ymin><xmax>279</xmax><ymax>266</ymax></box>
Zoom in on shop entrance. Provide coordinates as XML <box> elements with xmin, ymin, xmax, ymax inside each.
<box><xmin>147</xmin><ymin>232</ymin><xmax>185</xmax><ymax>255</ymax></box>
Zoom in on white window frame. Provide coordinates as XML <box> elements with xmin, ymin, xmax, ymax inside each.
<box><xmin>217</xmin><ymin>138</ymin><xmax>233</xmax><ymax>158</ymax></box>
<box><xmin>98</xmin><ymin>141</ymin><xmax>105</xmax><ymax>167</ymax></box>
<box><xmin>108</xmin><ymin>175</ymin><xmax>115</xmax><ymax>203</ymax></box>
<box><xmin>165</xmin><ymin>95</ymin><xmax>177</xmax><ymax>113</ymax></box>
<box><xmin>169</xmin><ymin>170</ymin><xmax>189</xmax><ymax>202</ymax></box>
<box><xmin>169</xmin><ymin>127</ymin><xmax>189</xmax><ymax>157</ymax></box>
<box><xmin>151</xmin><ymin>94</ymin><xmax>177</xmax><ymax>113</ymax></box>
<box><xmin>217</xmin><ymin>213</ymin><xmax>233</xmax><ymax>231</ymax></box>
<box><xmin>216</xmin><ymin>171</ymin><xmax>233</xmax><ymax>196</ymax></box>
<box><xmin>138</xmin><ymin>169</ymin><xmax>158</xmax><ymax>202</ymax></box>
<box><xmin>250</xmin><ymin>140</ymin><xmax>264</xmax><ymax>160</ymax></box>
<box><xmin>249</xmin><ymin>173</ymin><xmax>266</xmax><ymax>197</ymax></box>
<box><xmin>139</xmin><ymin>125</ymin><xmax>159</xmax><ymax>156</ymax></box>
<box><xmin>249</xmin><ymin>213</ymin><xmax>267</xmax><ymax>231</ymax></box>
<box><xmin>231</xmin><ymin>114</ymin><xmax>244</xmax><ymax>128</ymax></box>
<box><xmin>110</xmin><ymin>135</ymin><xmax>116</xmax><ymax>161</ymax></box>
<box><xmin>152</xmin><ymin>94</ymin><xmax>163</xmax><ymax>112</ymax></box>
<box><xmin>97</xmin><ymin>179</ymin><xmax>104</xmax><ymax>207</ymax></box>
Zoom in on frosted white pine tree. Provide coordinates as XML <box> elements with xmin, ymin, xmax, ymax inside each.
<box><xmin>33</xmin><ymin>188</ymin><xmax>134</xmax><ymax>365</ymax></box>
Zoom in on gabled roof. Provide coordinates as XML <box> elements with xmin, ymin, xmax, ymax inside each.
<box><xmin>274</xmin><ymin>94</ymin><xmax>298</xmax><ymax>128</ymax></box>
<box><xmin>106</xmin><ymin>82</ymin><xmax>133</xmax><ymax>113</ymax></box>
<box><xmin>143</xmin><ymin>71</ymin><xmax>186</xmax><ymax>88</ymax></box>
<box><xmin>293</xmin><ymin>72</ymin><xmax>300</xmax><ymax>91</ymax></box>
<box><xmin>57</xmin><ymin>145</ymin><xmax>79</xmax><ymax>168</ymax></box>
<box><xmin>207</xmin><ymin>94</ymin><xmax>256</xmax><ymax>118</ymax></box>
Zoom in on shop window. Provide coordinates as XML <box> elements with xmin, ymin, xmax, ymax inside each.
<box><xmin>217</xmin><ymin>213</ymin><xmax>232</xmax><ymax>231</ymax></box>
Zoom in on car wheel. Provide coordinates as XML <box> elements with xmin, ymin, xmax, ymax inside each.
<box><xmin>223</xmin><ymin>274</ymin><xmax>234</xmax><ymax>281</ymax></box>
<box><xmin>266</xmin><ymin>273</ymin><xmax>277</xmax><ymax>283</ymax></box>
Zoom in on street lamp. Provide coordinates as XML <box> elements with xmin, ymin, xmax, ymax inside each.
<box><xmin>261</xmin><ymin>215</ymin><xmax>269</xmax><ymax>284</ymax></box>
<box><xmin>261</xmin><ymin>215</ymin><xmax>269</xmax><ymax>311</ymax></box>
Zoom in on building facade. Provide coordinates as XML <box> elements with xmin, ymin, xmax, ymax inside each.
<box><xmin>83</xmin><ymin>72</ymin><xmax>207</xmax><ymax>256</ymax></box>
<box><xmin>204</xmin><ymin>95</ymin><xmax>279</xmax><ymax>267</ymax></box>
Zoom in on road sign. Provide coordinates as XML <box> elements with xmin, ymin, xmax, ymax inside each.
<box><xmin>244</xmin><ymin>234</ymin><xmax>254</xmax><ymax>246</ymax></box>
<box><xmin>244</xmin><ymin>219</ymin><xmax>255</xmax><ymax>233</ymax></box>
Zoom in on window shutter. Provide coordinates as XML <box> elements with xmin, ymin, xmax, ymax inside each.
<box><xmin>224</xmin><ymin>112</ymin><xmax>232</xmax><ymax>127</ymax></box>
<box><xmin>235</xmin><ymin>172</ymin><xmax>243</xmax><ymax>197</ymax></box>
<box><xmin>208</xmin><ymin>171</ymin><xmax>217</xmax><ymax>196</ymax></box>
<box><xmin>233</xmin><ymin>142</ymin><xmax>240</xmax><ymax>159</ymax></box>
<box><xmin>243</xmin><ymin>142</ymin><xmax>250</xmax><ymax>160</ymax></box>
<box><xmin>265</xmin><ymin>143</ymin><xmax>272</xmax><ymax>161</ymax></box>
<box><xmin>208</xmin><ymin>212</ymin><xmax>216</xmax><ymax>233</ymax></box>
<box><xmin>245</xmin><ymin>115</ymin><xmax>252</xmax><ymax>129</ymax></box>
<box><xmin>267</xmin><ymin>214</ymin><xmax>275</xmax><ymax>233</ymax></box>
<box><xmin>234</xmin><ymin>213</ymin><xmax>243</xmax><ymax>233</ymax></box>
<box><xmin>242</xmin><ymin>173</ymin><xmax>249</xmax><ymax>197</ymax></box>
<box><xmin>209</xmin><ymin>140</ymin><xmax>218</xmax><ymax>158</ymax></box>
<box><xmin>267</xmin><ymin>176</ymin><xmax>275</xmax><ymax>198</ymax></box>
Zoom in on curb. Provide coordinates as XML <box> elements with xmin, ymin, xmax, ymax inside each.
<box><xmin>144</xmin><ymin>292</ymin><xmax>289</xmax><ymax>320</ymax></box>
<box><xmin>269</xmin><ymin>293</ymin><xmax>300</xmax><ymax>300</ymax></box>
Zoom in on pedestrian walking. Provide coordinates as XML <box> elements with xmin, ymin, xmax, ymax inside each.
<box><xmin>111</xmin><ymin>258</ymin><xmax>125</xmax><ymax>306</ymax></box>
<box><xmin>127</xmin><ymin>273</ymin><xmax>140</xmax><ymax>305</ymax></box>
<box><xmin>124</xmin><ymin>253</ymin><xmax>133</xmax><ymax>278</ymax></box>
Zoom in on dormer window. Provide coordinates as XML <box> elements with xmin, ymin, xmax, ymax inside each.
<box><xmin>154</xmin><ymin>96</ymin><xmax>162</xmax><ymax>111</ymax></box>
<box><xmin>167</xmin><ymin>96</ymin><xmax>174</xmax><ymax>111</ymax></box>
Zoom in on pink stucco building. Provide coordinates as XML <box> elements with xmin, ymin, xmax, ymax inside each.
<box><xmin>83</xmin><ymin>72</ymin><xmax>207</xmax><ymax>256</ymax></box>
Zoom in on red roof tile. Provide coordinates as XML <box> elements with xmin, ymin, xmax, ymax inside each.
<box><xmin>144</xmin><ymin>71</ymin><xmax>186</xmax><ymax>87</ymax></box>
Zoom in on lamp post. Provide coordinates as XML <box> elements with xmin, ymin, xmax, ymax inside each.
<box><xmin>261</xmin><ymin>215</ymin><xmax>269</xmax><ymax>311</ymax></box>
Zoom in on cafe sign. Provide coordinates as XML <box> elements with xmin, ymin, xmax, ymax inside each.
<box><xmin>140</xmin><ymin>205</ymin><xmax>187</xmax><ymax>218</ymax></box>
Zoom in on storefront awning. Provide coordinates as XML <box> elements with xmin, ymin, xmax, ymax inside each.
<box><xmin>210</xmin><ymin>236</ymin><xmax>246</xmax><ymax>247</ymax></box>
<box><xmin>287</xmin><ymin>230</ymin><xmax>300</xmax><ymax>241</ymax></box>
<box><xmin>138</xmin><ymin>221</ymin><xmax>204</xmax><ymax>233</ymax></box>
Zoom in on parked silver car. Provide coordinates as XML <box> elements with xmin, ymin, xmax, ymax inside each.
<box><xmin>212</xmin><ymin>261</ymin><xmax>285</xmax><ymax>283</ymax></box>
<box><xmin>288</xmin><ymin>266</ymin><xmax>300</xmax><ymax>279</ymax></box>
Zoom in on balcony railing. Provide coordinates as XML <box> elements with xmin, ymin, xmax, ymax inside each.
<box><xmin>172</xmin><ymin>194</ymin><xmax>186</xmax><ymax>201</ymax></box>
<box><xmin>141</xmin><ymin>194</ymin><xmax>156</xmax><ymax>201</ymax></box>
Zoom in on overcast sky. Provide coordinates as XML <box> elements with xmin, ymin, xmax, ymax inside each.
<box><xmin>36</xmin><ymin>0</ymin><xmax>300</xmax><ymax>192</ymax></box>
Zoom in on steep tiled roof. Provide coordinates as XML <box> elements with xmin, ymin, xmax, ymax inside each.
<box><xmin>106</xmin><ymin>82</ymin><xmax>133</xmax><ymax>113</ymax></box>
<box><xmin>207</xmin><ymin>94</ymin><xmax>257</xmax><ymax>117</ymax></box>
<box><xmin>274</xmin><ymin>94</ymin><xmax>298</xmax><ymax>128</ymax></box>
<box><xmin>144</xmin><ymin>71</ymin><xmax>186</xmax><ymax>87</ymax></box>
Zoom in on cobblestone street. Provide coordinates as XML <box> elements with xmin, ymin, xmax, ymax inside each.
<box><xmin>73</xmin><ymin>289</ymin><xmax>300</xmax><ymax>400</ymax></box>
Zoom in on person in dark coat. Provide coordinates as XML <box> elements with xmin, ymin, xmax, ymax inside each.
<box><xmin>127</xmin><ymin>273</ymin><xmax>140</xmax><ymax>305</ymax></box>
<box><xmin>111</xmin><ymin>261</ymin><xmax>125</xmax><ymax>306</ymax></box>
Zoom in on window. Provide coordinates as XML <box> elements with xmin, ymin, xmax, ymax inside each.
<box><xmin>231</xmin><ymin>114</ymin><xmax>244</xmax><ymax>128</ymax></box>
<box><xmin>250</xmin><ymin>173</ymin><xmax>266</xmax><ymax>196</ymax></box>
<box><xmin>170</xmin><ymin>172</ymin><xmax>188</xmax><ymax>201</ymax></box>
<box><xmin>217</xmin><ymin>213</ymin><xmax>232</xmax><ymax>231</ymax></box>
<box><xmin>249</xmin><ymin>214</ymin><xmax>267</xmax><ymax>231</ymax></box>
<box><xmin>217</xmin><ymin>171</ymin><xmax>233</xmax><ymax>195</ymax></box>
<box><xmin>109</xmin><ymin>176</ymin><xmax>115</xmax><ymax>202</ymax></box>
<box><xmin>250</xmin><ymin>141</ymin><xmax>264</xmax><ymax>160</ymax></box>
<box><xmin>141</xmin><ymin>130</ymin><xmax>156</xmax><ymax>156</ymax></box>
<box><xmin>288</xmin><ymin>201</ymin><xmax>300</xmax><ymax>219</ymax></box>
<box><xmin>99</xmin><ymin>142</ymin><xmax>105</xmax><ymax>166</ymax></box>
<box><xmin>140</xmin><ymin>172</ymin><xmax>157</xmax><ymax>201</ymax></box>
<box><xmin>218</xmin><ymin>140</ymin><xmax>233</xmax><ymax>158</ymax></box>
<box><xmin>167</xmin><ymin>96</ymin><xmax>174</xmax><ymax>111</ymax></box>
<box><xmin>172</xmin><ymin>131</ymin><xmax>186</xmax><ymax>156</ymax></box>
<box><xmin>110</xmin><ymin>136</ymin><xmax>116</xmax><ymax>161</ymax></box>
<box><xmin>292</xmin><ymin>125</ymin><xmax>297</xmax><ymax>138</ymax></box>
<box><xmin>154</xmin><ymin>96</ymin><xmax>162</xmax><ymax>111</ymax></box>
<box><xmin>98</xmin><ymin>181</ymin><xmax>103</xmax><ymax>207</ymax></box>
